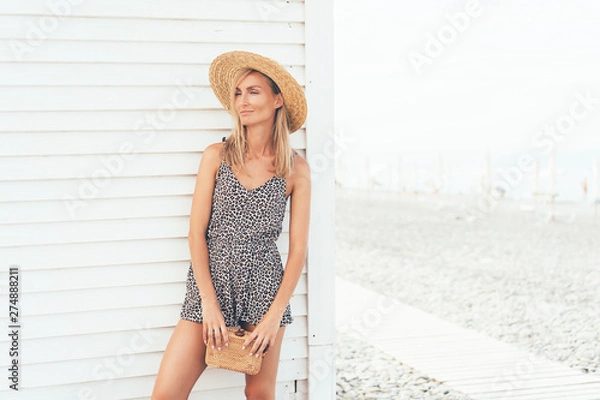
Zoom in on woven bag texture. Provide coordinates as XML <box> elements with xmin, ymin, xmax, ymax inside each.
<box><xmin>205</xmin><ymin>327</ymin><xmax>264</xmax><ymax>375</ymax></box>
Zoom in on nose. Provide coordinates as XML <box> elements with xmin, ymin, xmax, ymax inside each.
<box><xmin>240</xmin><ymin>91</ymin><xmax>250</xmax><ymax>105</ymax></box>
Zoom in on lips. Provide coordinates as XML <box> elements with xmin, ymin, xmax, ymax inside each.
<box><xmin>240</xmin><ymin>110</ymin><xmax>253</xmax><ymax>115</ymax></box>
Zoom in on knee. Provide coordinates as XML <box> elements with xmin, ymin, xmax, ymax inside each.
<box><xmin>244</xmin><ymin>382</ymin><xmax>275</xmax><ymax>400</ymax></box>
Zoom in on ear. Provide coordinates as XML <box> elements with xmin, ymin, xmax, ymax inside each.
<box><xmin>274</xmin><ymin>93</ymin><xmax>283</xmax><ymax>109</ymax></box>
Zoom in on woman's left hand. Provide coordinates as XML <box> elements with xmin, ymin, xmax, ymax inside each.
<box><xmin>242</xmin><ymin>313</ymin><xmax>281</xmax><ymax>357</ymax></box>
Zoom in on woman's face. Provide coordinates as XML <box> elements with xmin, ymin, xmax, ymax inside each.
<box><xmin>234</xmin><ymin>71</ymin><xmax>283</xmax><ymax>131</ymax></box>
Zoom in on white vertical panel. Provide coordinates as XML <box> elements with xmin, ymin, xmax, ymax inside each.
<box><xmin>305</xmin><ymin>0</ymin><xmax>336</xmax><ymax>399</ymax></box>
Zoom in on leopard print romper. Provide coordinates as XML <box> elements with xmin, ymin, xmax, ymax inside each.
<box><xmin>179</xmin><ymin>137</ymin><xmax>294</xmax><ymax>327</ymax></box>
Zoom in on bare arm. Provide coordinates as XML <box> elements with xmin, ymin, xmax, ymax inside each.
<box><xmin>188</xmin><ymin>142</ymin><xmax>229</xmax><ymax>348</ymax></box>
<box><xmin>268</xmin><ymin>155</ymin><xmax>311</xmax><ymax>320</ymax></box>
<box><xmin>245</xmin><ymin>154</ymin><xmax>311</xmax><ymax>355</ymax></box>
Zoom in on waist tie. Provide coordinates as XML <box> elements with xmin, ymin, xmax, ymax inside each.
<box><xmin>208</xmin><ymin>234</ymin><xmax>276</xmax><ymax>247</ymax></box>
<box><xmin>208</xmin><ymin>235</ymin><xmax>278</xmax><ymax>270</ymax></box>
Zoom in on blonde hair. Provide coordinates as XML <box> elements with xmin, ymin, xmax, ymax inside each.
<box><xmin>221</xmin><ymin>68</ymin><xmax>295</xmax><ymax>179</ymax></box>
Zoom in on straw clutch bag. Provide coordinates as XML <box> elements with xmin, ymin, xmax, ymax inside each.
<box><xmin>205</xmin><ymin>327</ymin><xmax>264</xmax><ymax>375</ymax></box>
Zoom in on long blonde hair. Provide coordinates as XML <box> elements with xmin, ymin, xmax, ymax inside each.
<box><xmin>221</xmin><ymin>68</ymin><xmax>295</xmax><ymax>179</ymax></box>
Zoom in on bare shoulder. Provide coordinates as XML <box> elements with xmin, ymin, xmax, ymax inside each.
<box><xmin>198</xmin><ymin>141</ymin><xmax>225</xmax><ymax>177</ymax></box>
<box><xmin>290</xmin><ymin>152</ymin><xmax>311</xmax><ymax>196</ymax></box>
<box><xmin>292</xmin><ymin>153</ymin><xmax>311</xmax><ymax>180</ymax></box>
<box><xmin>204</xmin><ymin>141</ymin><xmax>225</xmax><ymax>159</ymax></box>
<box><xmin>203</xmin><ymin>141</ymin><xmax>225</xmax><ymax>162</ymax></box>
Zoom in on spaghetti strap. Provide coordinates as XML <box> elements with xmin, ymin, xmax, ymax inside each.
<box><xmin>221</xmin><ymin>136</ymin><xmax>226</xmax><ymax>161</ymax></box>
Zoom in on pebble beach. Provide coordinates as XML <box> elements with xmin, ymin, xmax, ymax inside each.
<box><xmin>334</xmin><ymin>187</ymin><xmax>600</xmax><ymax>399</ymax></box>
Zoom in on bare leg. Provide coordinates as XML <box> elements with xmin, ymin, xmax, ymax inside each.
<box><xmin>242</xmin><ymin>322</ymin><xmax>286</xmax><ymax>400</ymax></box>
<box><xmin>151</xmin><ymin>319</ymin><xmax>207</xmax><ymax>400</ymax></box>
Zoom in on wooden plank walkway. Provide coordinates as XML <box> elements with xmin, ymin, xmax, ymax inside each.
<box><xmin>335</xmin><ymin>277</ymin><xmax>600</xmax><ymax>400</ymax></box>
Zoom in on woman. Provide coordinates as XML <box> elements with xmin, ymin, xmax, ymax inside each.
<box><xmin>152</xmin><ymin>51</ymin><xmax>311</xmax><ymax>400</ymax></box>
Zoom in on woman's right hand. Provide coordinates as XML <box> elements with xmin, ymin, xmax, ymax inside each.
<box><xmin>201</xmin><ymin>299</ymin><xmax>229</xmax><ymax>351</ymax></box>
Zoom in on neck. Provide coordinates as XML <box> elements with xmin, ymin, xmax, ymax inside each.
<box><xmin>245</xmin><ymin>125</ymin><xmax>274</xmax><ymax>159</ymax></box>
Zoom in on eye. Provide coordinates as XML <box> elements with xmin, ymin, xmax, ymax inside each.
<box><xmin>250</xmin><ymin>91</ymin><xmax>259</xmax><ymax>94</ymax></box>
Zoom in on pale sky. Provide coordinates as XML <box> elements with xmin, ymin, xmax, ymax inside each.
<box><xmin>334</xmin><ymin>0</ymin><xmax>600</xmax><ymax>154</ymax></box>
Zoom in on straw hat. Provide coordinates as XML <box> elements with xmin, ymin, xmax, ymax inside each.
<box><xmin>209</xmin><ymin>50</ymin><xmax>307</xmax><ymax>134</ymax></box>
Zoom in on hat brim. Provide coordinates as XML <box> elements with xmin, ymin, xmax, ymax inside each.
<box><xmin>209</xmin><ymin>50</ymin><xmax>307</xmax><ymax>134</ymax></box>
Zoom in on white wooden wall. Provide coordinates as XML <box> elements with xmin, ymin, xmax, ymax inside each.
<box><xmin>0</xmin><ymin>1</ymin><xmax>334</xmax><ymax>398</ymax></box>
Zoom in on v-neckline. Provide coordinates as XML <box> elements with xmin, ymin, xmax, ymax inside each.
<box><xmin>223</xmin><ymin>160</ymin><xmax>279</xmax><ymax>192</ymax></box>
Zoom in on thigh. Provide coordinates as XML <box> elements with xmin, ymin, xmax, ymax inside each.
<box><xmin>243</xmin><ymin>323</ymin><xmax>286</xmax><ymax>398</ymax></box>
<box><xmin>151</xmin><ymin>319</ymin><xmax>207</xmax><ymax>400</ymax></box>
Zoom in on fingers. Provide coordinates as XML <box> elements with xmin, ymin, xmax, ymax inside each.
<box><xmin>241</xmin><ymin>326</ymin><xmax>255</xmax><ymax>350</ymax></box>
<box><xmin>215</xmin><ymin>324</ymin><xmax>230</xmax><ymax>350</ymax></box>
<box><xmin>203</xmin><ymin>323</ymin><xmax>228</xmax><ymax>351</ymax></box>
<box><xmin>209</xmin><ymin>326</ymin><xmax>228</xmax><ymax>350</ymax></box>
<box><xmin>242</xmin><ymin>330</ymin><xmax>257</xmax><ymax>352</ymax></box>
<box><xmin>220</xmin><ymin>325</ymin><xmax>229</xmax><ymax>348</ymax></box>
<box><xmin>248</xmin><ymin>333</ymin><xmax>271</xmax><ymax>358</ymax></box>
<box><xmin>203</xmin><ymin>325</ymin><xmax>209</xmax><ymax>347</ymax></box>
<box><xmin>201</xmin><ymin>305</ymin><xmax>228</xmax><ymax>350</ymax></box>
<box><xmin>249</xmin><ymin>335</ymin><xmax>261</xmax><ymax>356</ymax></box>
<box><xmin>256</xmin><ymin>337</ymin><xmax>269</xmax><ymax>357</ymax></box>
<box><xmin>242</xmin><ymin>335</ymin><xmax>251</xmax><ymax>350</ymax></box>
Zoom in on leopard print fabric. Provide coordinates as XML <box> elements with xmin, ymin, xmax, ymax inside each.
<box><xmin>179</xmin><ymin>137</ymin><xmax>294</xmax><ymax>327</ymax></box>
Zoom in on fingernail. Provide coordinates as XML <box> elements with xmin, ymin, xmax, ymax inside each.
<box><xmin>249</xmin><ymin>352</ymin><xmax>253</xmax><ymax>356</ymax></box>
<box><xmin>211</xmin><ymin>345</ymin><xmax>214</xmax><ymax>349</ymax></box>
<box><xmin>218</xmin><ymin>347</ymin><xmax>222</xmax><ymax>351</ymax></box>
<box><xmin>242</xmin><ymin>346</ymin><xmax>245</xmax><ymax>350</ymax></box>
<box><xmin>255</xmin><ymin>353</ymin><xmax>259</xmax><ymax>358</ymax></box>
<box><xmin>225</xmin><ymin>342</ymin><xmax>229</xmax><ymax>347</ymax></box>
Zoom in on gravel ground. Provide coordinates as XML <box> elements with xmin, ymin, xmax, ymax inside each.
<box><xmin>335</xmin><ymin>187</ymin><xmax>600</xmax><ymax>398</ymax></box>
<box><xmin>336</xmin><ymin>333</ymin><xmax>473</xmax><ymax>400</ymax></box>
